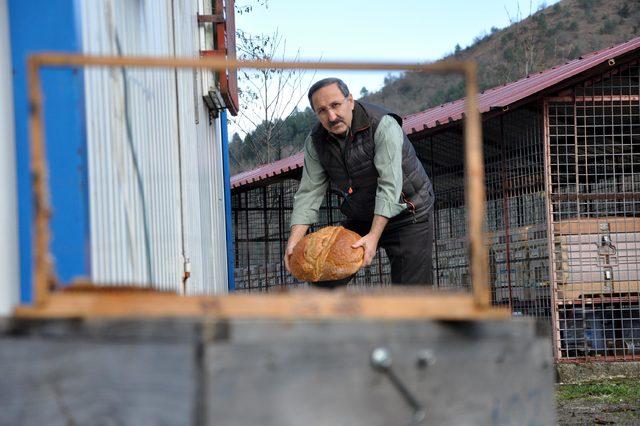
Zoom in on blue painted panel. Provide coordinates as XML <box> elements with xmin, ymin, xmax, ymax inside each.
<box><xmin>221</xmin><ymin>110</ymin><xmax>235</xmax><ymax>291</ymax></box>
<box><xmin>9</xmin><ymin>0</ymin><xmax>89</xmax><ymax>303</ymax></box>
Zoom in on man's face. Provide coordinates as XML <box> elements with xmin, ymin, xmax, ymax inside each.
<box><xmin>311</xmin><ymin>83</ymin><xmax>354</xmax><ymax>136</ymax></box>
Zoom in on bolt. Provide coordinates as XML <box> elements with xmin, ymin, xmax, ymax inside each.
<box><xmin>416</xmin><ymin>349</ymin><xmax>436</xmax><ymax>369</ymax></box>
<box><xmin>370</xmin><ymin>347</ymin><xmax>392</xmax><ymax>371</ymax></box>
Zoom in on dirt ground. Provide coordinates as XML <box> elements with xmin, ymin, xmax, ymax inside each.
<box><xmin>557</xmin><ymin>379</ymin><xmax>640</xmax><ymax>425</ymax></box>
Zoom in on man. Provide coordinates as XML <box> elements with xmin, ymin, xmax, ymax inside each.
<box><xmin>284</xmin><ymin>78</ymin><xmax>435</xmax><ymax>287</ymax></box>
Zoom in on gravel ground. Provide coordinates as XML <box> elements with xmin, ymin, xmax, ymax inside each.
<box><xmin>557</xmin><ymin>399</ymin><xmax>640</xmax><ymax>425</ymax></box>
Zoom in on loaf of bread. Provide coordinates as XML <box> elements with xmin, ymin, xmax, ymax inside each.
<box><xmin>289</xmin><ymin>226</ymin><xmax>365</xmax><ymax>282</ymax></box>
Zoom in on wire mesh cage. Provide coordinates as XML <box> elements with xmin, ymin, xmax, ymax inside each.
<box><xmin>547</xmin><ymin>60</ymin><xmax>640</xmax><ymax>361</ymax></box>
<box><xmin>232</xmin><ymin>179</ymin><xmax>391</xmax><ymax>292</ymax></box>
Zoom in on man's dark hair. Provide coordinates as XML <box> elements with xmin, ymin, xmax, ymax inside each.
<box><xmin>307</xmin><ymin>78</ymin><xmax>350</xmax><ymax>109</ymax></box>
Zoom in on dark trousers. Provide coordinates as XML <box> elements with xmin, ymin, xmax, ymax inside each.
<box><xmin>315</xmin><ymin>214</ymin><xmax>434</xmax><ymax>288</ymax></box>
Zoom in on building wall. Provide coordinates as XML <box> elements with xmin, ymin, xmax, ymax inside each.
<box><xmin>9</xmin><ymin>0</ymin><xmax>231</xmax><ymax>300</ymax></box>
<box><xmin>78</xmin><ymin>0</ymin><xmax>229</xmax><ymax>293</ymax></box>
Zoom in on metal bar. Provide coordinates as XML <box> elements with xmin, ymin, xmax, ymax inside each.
<box><xmin>199</xmin><ymin>50</ymin><xmax>226</xmax><ymax>57</ymax></box>
<box><xmin>500</xmin><ymin>115</ymin><xmax>513</xmax><ymax>311</ymax></box>
<box><xmin>196</xmin><ymin>14</ymin><xmax>224</xmax><ymax>23</ymax></box>
<box><xmin>278</xmin><ymin>183</ymin><xmax>284</xmax><ymax>286</ymax></box>
<box><xmin>543</xmin><ymin>99</ymin><xmax>563</xmax><ymax>361</ymax></box>
<box><xmin>234</xmin><ymin>194</ymin><xmax>239</xmax><ymax>268</ymax></box>
<box><xmin>430</xmin><ymin>136</ymin><xmax>440</xmax><ymax>289</ymax></box>
<box><xmin>546</xmin><ymin>95</ymin><xmax>640</xmax><ymax>102</ymax></box>
<box><xmin>245</xmin><ymin>191</ymin><xmax>251</xmax><ymax>288</ymax></box>
<box><xmin>263</xmin><ymin>186</ymin><xmax>268</xmax><ymax>290</ymax></box>
<box><xmin>550</xmin><ymin>193</ymin><xmax>640</xmax><ymax>201</ymax></box>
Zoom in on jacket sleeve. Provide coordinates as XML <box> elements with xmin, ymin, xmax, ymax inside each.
<box><xmin>290</xmin><ymin>135</ymin><xmax>329</xmax><ymax>226</ymax></box>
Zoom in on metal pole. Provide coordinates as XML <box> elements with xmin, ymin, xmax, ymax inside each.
<box><xmin>263</xmin><ymin>186</ymin><xmax>268</xmax><ymax>290</ymax></box>
<box><xmin>430</xmin><ymin>136</ymin><xmax>440</xmax><ymax>288</ymax></box>
<box><xmin>245</xmin><ymin>191</ymin><xmax>251</xmax><ymax>289</ymax></box>
<box><xmin>500</xmin><ymin>115</ymin><xmax>514</xmax><ymax>311</ymax></box>
<box><xmin>278</xmin><ymin>182</ymin><xmax>284</xmax><ymax>286</ymax></box>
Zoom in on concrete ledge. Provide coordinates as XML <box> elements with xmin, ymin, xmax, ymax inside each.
<box><xmin>557</xmin><ymin>361</ymin><xmax>640</xmax><ymax>384</ymax></box>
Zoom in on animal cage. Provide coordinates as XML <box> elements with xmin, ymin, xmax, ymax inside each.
<box><xmin>547</xmin><ymin>60</ymin><xmax>640</xmax><ymax>361</ymax></box>
<box><xmin>414</xmin><ymin>106</ymin><xmax>551</xmax><ymax>318</ymax></box>
<box><xmin>232</xmin><ymin>179</ymin><xmax>391</xmax><ymax>291</ymax></box>
<box><xmin>230</xmin><ymin>44</ymin><xmax>640</xmax><ymax>362</ymax></box>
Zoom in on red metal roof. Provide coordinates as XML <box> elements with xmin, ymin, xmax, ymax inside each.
<box><xmin>230</xmin><ymin>36</ymin><xmax>640</xmax><ymax>190</ymax></box>
<box><xmin>231</xmin><ymin>151</ymin><xmax>304</xmax><ymax>190</ymax></box>
<box><xmin>403</xmin><ymin>36</ymin><xmax>640</xmax><ymax>134</ymax></box>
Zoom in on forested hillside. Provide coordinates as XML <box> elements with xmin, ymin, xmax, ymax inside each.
<box><xmin>230</xmin><ymin>0</ymin><xmax>638</xmax><ymax>174</ymax></box>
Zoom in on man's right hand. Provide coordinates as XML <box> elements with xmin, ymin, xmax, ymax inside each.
<box><xmin>284</xmin><ymin>224</ymin><xmax>309</xmax><ymax>273</ymax></box>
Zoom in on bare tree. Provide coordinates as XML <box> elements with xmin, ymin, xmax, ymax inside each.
<box><xmin>505</xmin><ymin>1</ymin><xmax>544</xmax><ymax>76</ymax></box>
<box><xmin>230</xmin><ymin>29</ymin><xmax>316</xmax><ymax>168</ymax></box>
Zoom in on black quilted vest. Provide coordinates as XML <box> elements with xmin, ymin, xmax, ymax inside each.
<box><xmin>311</xmin><ymin>101</ymin><xmax>434</xmax><ymax>229</ymax></box>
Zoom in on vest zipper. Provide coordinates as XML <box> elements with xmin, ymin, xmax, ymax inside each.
<box><xmin>342</xmin><ymin>133</ymin><xmax>353</xmax><ymax>193</ymax></box>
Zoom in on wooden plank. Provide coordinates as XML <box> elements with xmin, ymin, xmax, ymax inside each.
<box><xmin>204</xmin><ymin>319</ymin><xmax>554</xmax><ymax>425</ymax></box>
<box><xmin>464</xmin><ymin>62</ymin><xmax>491</xmax><ymax>308</ymax></box>
<box><xmin>557</xmin><ymin>281</ymin><xmax>640</xmax><ymax>300</ymax></box>
<box><xmin>0</xmin><ymin>318</ymin><xmax>554</xmax><ymax>425</ymax></box>
<box><xmin>26</xmin><ymin>53</ymin><xmax>482</xmax><ymax>316</ymax></box>
<box><xmin>554</xmin><ymin>217</ymin><xmax>640</xmax><ymax>235</ymax></box>
<box><xmin>196</xmin><ymin>14</ymin><xmax>224</xmax><ymax>23</ymax></box>
<box><xmin>0</xmin><ymin>327</ymin><xmax>197</xmax><ymax>425</ymax></box>
<box><xmin>13</xmin><ymin>289</ymin><xmax>510</xmax><ymax>320</ymax></box>
<box><xmin>27</xmin><ymin>57</ymin><xmax>53</xmax><ymax>307</ymax></box>
<box><xmin>30</xmin><ymin>53</ymin><xmax>472</xmax><ymax>74</ymax></box>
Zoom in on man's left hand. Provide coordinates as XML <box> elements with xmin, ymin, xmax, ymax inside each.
<box><xmin>352</xmin><ymin>233</ymin><xmax>380</xmax><ymax>267</ymax></box>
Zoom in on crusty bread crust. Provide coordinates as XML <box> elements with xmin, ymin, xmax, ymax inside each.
<box><xmin>289</xmin><ymin>226</ymin><xmax>364</xmax><ymax>282</ymax></box>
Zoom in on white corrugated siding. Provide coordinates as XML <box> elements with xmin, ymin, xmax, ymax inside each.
<box><xmin>79</xmin><ymin>0</ymin><xmax>228</xmax><ymax>293</ymax></box>
<box><xmin>171</xmin><ymin>0</ymin><xmax>228</xmax><ymax>294</ymax></box>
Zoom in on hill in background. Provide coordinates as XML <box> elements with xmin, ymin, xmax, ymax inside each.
<box><xmin>365</xmin><ymin>0</ymin><xmax>638</xmax><ymax>116</ymax></box>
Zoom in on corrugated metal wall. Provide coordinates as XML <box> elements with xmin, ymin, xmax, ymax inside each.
<box><xmin>171</xmin><ymin>0</ymin><xmax>229</xmax><ymax>295</ymax></box>
<box><xmin>79</xmin><ymin>0</ymin><xmax>228</xmax><ymax>293</ymax></box>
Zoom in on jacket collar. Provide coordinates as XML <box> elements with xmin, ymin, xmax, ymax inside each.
<box><xmin>350</xmin><ymin>101</ymin><xmax>371</xmax><ymax>134</ymax></box>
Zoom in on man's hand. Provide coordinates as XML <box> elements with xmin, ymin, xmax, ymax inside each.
<box><xmin>351</xmin><ymin>233</ymin><xmax>381</xmax><ymax>266</ymax></box>
<box><xmin>351</xmin><ymin>215</ymin><xmax>389</xmax><ymax>267</ymax></box>
<box><xmin>284</xmin><ymin>224</ymin><xmax>309</xmax><ymax>273</ymax></box>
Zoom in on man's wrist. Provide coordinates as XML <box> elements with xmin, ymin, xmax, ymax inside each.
<box><xmin>369</xmin><ymin>215</ymin><xmax>388</xmax><ymax>239</ymax></box>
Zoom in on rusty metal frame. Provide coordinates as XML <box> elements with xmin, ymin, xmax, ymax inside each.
<box><xmin>19</xmin><ymin>53</ymin><xmax>502</xmax><ymax>320</ymax></box>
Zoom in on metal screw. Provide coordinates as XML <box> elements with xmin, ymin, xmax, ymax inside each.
<box><xmin>370</xmin><ymin>347</ymin><xmax>392</xmax><ymax>371</ymax></box>
<box><xmin>416</xmin><ymin>349</ymin><xmax>436</xmax><ymax>369</ymax></box>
